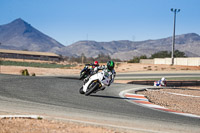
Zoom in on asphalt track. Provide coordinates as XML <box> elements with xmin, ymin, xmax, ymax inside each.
<box><xmin>0</xmin><ymin>74</ymin><xmax>199</xmax><ymax>133</ymax></box>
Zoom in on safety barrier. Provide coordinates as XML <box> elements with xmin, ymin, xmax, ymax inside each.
<box><xmin>140</xmin><ymin>58</ymin><xmax>200</xmax><ymax>66</ymax></box>
<box><xmin>127</xmin><ymin>80</ymin><xmax>200</xmax><ymax>87</ymax></box>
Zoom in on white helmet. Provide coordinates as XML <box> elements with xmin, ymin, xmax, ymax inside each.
<box><xmin>161</xmin><ymin>77</ymin><xmax>166</xmax><ymax>81</ymax></box>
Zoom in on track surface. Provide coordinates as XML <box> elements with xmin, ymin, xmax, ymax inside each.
<box><xmin>0</xmin><ymin>74</ymin><xmax>199</xmax><ymax>133</ymax></box>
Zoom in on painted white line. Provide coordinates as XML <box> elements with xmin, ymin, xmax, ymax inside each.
<box><xmin>125</xmin><ymin>93</ymin><xmax>145</xmax><ymax>96</ymax></box>
<box><xmin>142</xmin><ymin>104</ymin><xmax>167</xmax><ymax>109</ymax></box>
<box><xmin>149</xmin><ymin>90</ymin><xmax>200</xmax><ymax>98</ymax></box>
<box><xmin>161</xmin><ymin>91</ymin><xmax>200</xmax><ymax>98</ymax></box>
<box><xmin>0</xmin><ymin>115</ymin><xmax>43</xmax><ymax>119</ymax></box>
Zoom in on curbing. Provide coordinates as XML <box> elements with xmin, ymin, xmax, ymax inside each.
<box><xmin>0</xmin><ymin>115</ymin><xmax>43</xmax><ymax>119</ymax></box>
<box><xmin>120</xmin><ymin>87</ymin><xmax>200</xmax><ymax>118</ymax></box>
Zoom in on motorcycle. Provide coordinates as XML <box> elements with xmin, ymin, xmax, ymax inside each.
<box><xmin>79</xmin><ymin>64</ymin><xmax>92</xmax><ymax>80</ymax></box>
<box><xmin>79</xmin><ymin>70</ymin><xmax>111</xmax><ymax>96</ymax></box>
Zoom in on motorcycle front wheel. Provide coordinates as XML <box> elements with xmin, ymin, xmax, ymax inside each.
<box><xmin>79</xmin><ymin>86</ymin><xmax>85</xmax><ymax>94</ymax></box>
<box><xmin>79</xmin><ymin>71</ymin><xmax>86</xmax><ymax>80</ymax></box>
<box><xmin>85</xmin><ymin>81</ymin><xmax>99</xmax><ymax>96</ymax></box>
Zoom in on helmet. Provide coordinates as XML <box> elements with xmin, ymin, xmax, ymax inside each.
<box><xmin>94</xmin><ymin>61</ymin><xmax>99</xmax><ymax>66</ymax></box>
<box><xmin>161</xmin><ymin>77</ymin><xmax>166</xmax><ymax>81</ymax></box>
<box><xmin>107</xmin><ymin>60</ymin><xmax>115</xmax><ymax>71</ymax></box>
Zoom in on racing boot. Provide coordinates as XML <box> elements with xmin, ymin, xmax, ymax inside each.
<box><xmin>100</xmin><ymin>86</ymin><xmax>106</xmax><ymax>91</ymax></box>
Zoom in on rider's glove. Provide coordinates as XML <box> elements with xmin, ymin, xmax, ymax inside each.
<box><xmin>94</xmin><ymin>67</ymin><xmax>98</xmax><ymax>72</ymax></box>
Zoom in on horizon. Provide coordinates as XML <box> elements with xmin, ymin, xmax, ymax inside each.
<box><xmin>1</xmin><ymin>0</ymin><xmax>200</xmax><ymax>46</ymax></box>
<box><xmin>2</xmin><ymin>18</ymin><xmax>199</xmax><ymax>46</ymax></box>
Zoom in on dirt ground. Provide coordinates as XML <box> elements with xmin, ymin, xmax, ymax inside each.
<box><xmin>137</xmin><ymin>87</ymin><xmax>200</xmax><ymax>116</ymax></box>
<box><xmin>0</xmin><ymin>62</ymin><xmax>200</xmax><ymax>133</ymax></box>
<box><xmin>0</xmin><ymin>118</ymin><xmax>123</xmax><ymax>133</ymax></box>
<box><xmin>1</xmin><ymin>62</ymin><xmax>200</xmax><ymax>76</ymax></box>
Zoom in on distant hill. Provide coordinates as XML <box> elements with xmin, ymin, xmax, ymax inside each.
<box><xmin>57</xmin><ymin>33</ymin><xmax>200</xmax><ymax>60</ymax></box>
<box><xmin>0</xmin><ymin>18</ymin><xmax>64</xmax><ymax>52</ymax></box>
<box><xmin>0</xmin><ymin>18</ymin><xmax>200</xmax><ymax>60</ymax></box>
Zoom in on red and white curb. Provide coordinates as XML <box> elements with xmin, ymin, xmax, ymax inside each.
<box><xmin>120</xmin><ymin>90</ymin><xmax>200</xmax><ymax>118</ymax></box>
<box><xmin>0</xmin><ymin>115</ymin><xmax>43</xmax><ymax>119</ymax></box>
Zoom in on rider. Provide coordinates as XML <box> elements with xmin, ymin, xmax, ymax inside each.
<box><xmin>154</xmin><ymin>77</ymin><xmax>167</xmax><ymax>86</ymax></box>
<box><xmin>93</xmin><ymin>61</ymin><xmax>99</xmax><ymax>68</ymax></box>
<box><xmin>86</xmin><ymin>60</ymin><xmax>116</xmax><ymax>81</ymax></box>
<box><xmin>85</xmin><ymin>60</ymin><xmax>116</xmax><ymax>84</ymax></box>
<box><xmin>81</xmin><ymin>61</ymin><xmax>99</xmax><ymax>72</ymax></box>
<box><xmin>98</xmin><ymin>60</ymin><xmax>116</xmax><ymax>88</ymax></box>
<box><xmin>80</xmin><ymin>60</ymin><xmax>116</xmax><ymax>94</ymax></box>
<box><xmin>105</xmin><ymin>60</ymin><xmax>116</xmax><ymax>86</ymax></box>
<box><xmin>82</xmin><ymin>61</ymin><xmax>99</xmax><ymax>82</ymax></box>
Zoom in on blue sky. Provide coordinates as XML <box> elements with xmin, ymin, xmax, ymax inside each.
<box><xmin>0</xmin><ymin>0</ymin><xmax>200</xmax><ymax>46</ymax></box>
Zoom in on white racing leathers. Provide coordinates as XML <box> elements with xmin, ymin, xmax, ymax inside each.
<box><xmin>83</xmin><ymin>68</ymin><xmax>115</xmax><ymax>93</ymax></box>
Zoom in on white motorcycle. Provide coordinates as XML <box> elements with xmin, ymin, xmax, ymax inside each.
<box><xmin>79</xmin><ymin>70</ymin><xmax>112</xmax><ymax>96</ymax></box>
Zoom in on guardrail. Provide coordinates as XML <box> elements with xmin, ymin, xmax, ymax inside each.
<box><xmin>127</xmin><ymin>80</ymin><xmax>200</xmax><ymax>87</ymax></box>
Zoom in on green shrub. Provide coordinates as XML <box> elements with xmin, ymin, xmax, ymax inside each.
<box><xmin>1</xmin><ymin>60</ymin><xmax>76</xmax><ymax>68</ymax></box>
<box><xmin>31</xmin><ymin>73</ymin><xmax>36</xmax><ymax>76</ymax></box>
<box><xmin>20</xmin><ymin>69</ymin><xmax>29</xmax><ymax>76</ymax></box>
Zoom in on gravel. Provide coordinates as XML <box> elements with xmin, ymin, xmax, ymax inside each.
<box><xmin>0</xmin><ymin>119</ymin><xmax>124</xmax><ymax>133</ymax></box>
<box><xmin>137</xmin><ymin>87</ymin><xmax>200</xmax><ymax>116</ymax></box>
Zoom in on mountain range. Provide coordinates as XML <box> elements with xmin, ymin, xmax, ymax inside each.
<box><xmin>0</xmin><ymin>18</ymin><xmax>64</xmax><ymax>52</ymax></box>
<box><xmin>0</xmin><ymin>18</ymin><xmax>200</xmax><ymax>60</ymax></box>
<box><xmin>58</xmin><ymin>33</ymin><xmax>200</xmax><ymax>60</ymax></box>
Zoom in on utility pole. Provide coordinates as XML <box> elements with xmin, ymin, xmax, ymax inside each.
<box><xmin>171</xmin><ymin>8</ymin><xmax>180</xmax><ymax>65</ymax></box>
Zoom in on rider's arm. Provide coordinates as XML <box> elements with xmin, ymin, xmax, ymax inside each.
<box><xmin>94</xmin><ymin>65</ymin><xmax>106</xmax><ymax>72</ymax></box>
<box><xmin>93</xmin><ymin>67</ymin><xmax>98</xmax><ymax>73</ymax></box>
<box><xmin>108</xmin><ymin>70</ymin><xmax>116</xmax><ymax>86</ymax></box>
<box><xmin>97</xmin><ymin>65</ymin><xmax>104</xmax><ymax>70</ymax></box>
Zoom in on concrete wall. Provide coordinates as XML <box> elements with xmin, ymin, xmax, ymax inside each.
<box><xmin>140</xmin><ymin>59</ymin><xmax>154</xmax><ymax>64</ymax></box>
<box><xmin>154</xmin><ymin>57</ymin><xmax>200</xmax><ymax>66</ymax></box>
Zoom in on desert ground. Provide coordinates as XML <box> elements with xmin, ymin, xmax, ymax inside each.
<box><xmin>1</xmin><ymin>62</ymin><xmax>200</xmax><ymax>76</ymax></box>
